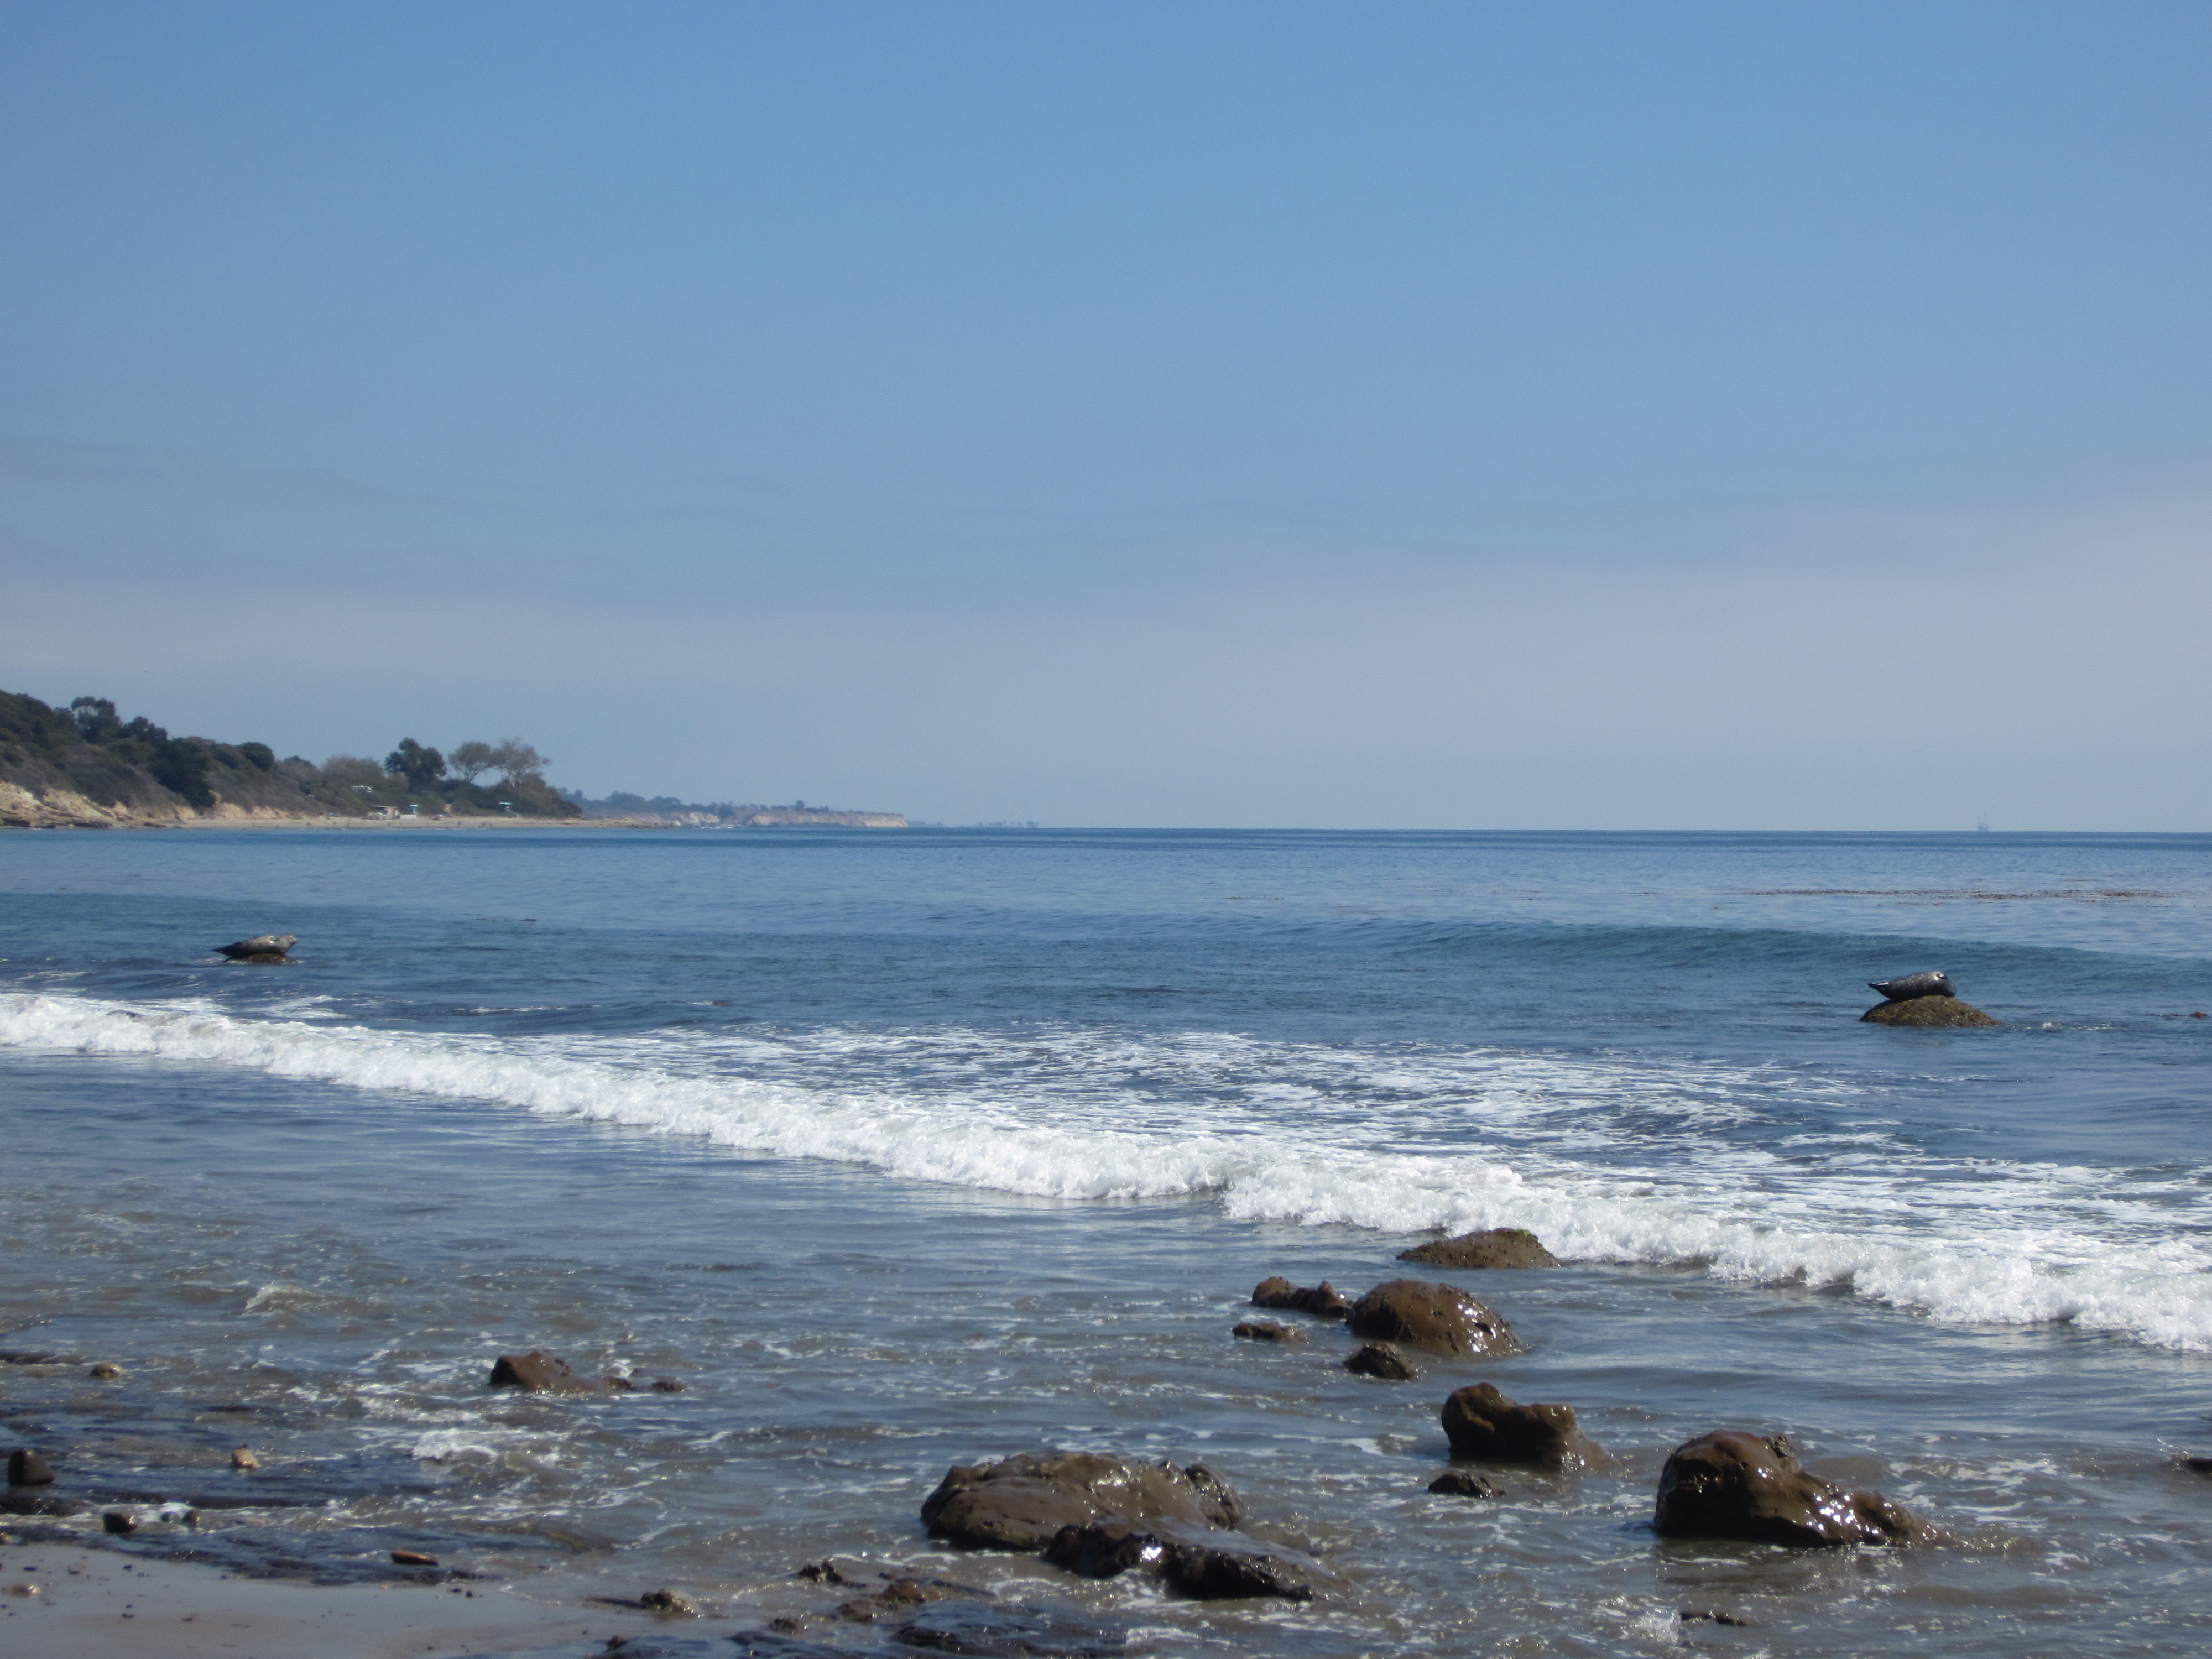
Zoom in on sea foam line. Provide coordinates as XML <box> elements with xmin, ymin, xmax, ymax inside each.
<box><xmin>6</xmin><ymin>990</ymin><xmax>2212</xmax><ymax>1352</ymax></box>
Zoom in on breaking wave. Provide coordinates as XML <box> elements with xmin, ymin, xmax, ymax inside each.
<box><xmin>7</xmin><ymin>989</ymin><xmax>2212</xmax><ymax>1352</ymax></box>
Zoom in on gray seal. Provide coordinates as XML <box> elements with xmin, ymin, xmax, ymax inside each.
<box><xmin>216</xmin><ymin>935</ymin><xmax>298</xmax><ymax>961</ymax></box>
<box><xmin>1868</xmin><ymin>971</ymin><xmax>1954</xmax><ymax>1002</ymax></box>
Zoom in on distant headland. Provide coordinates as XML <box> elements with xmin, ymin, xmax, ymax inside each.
<box><xmin>0</xmin><ymin>689</ymin><xmax>905</xmax><ymax>830</ymax></box>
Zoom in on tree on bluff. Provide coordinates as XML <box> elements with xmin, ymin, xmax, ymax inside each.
<box><xmin>448</xmin><ymin>739</ymin><xmax>497</xmax><ymax>783</ymax></box>
<box><xmin>385</xmin><ymin>738</ymin><xmax>447</xmax><ymax>793</ymax></box>
<box><xmin>488</xmin><ymin>738</ymin><xmax>547</xmax><ymax>782</ymax></box>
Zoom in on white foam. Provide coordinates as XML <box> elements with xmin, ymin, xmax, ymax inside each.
<box><xmin>7</xmin><ymin>989</ymin><xmax>2212</xmax><ymax>1352</ymax></box>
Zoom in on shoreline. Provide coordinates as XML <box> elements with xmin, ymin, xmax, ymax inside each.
<box><xmin>0</xmin><ymin>1532</ymin><xmax>674</xmax><ymax>1659</ymax></box>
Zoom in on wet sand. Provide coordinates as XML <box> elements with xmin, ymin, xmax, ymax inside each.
<box><xmin>0</xmin><ymin>1535</ymin><xmax>662</xmax><ymax>1658</ymax></box>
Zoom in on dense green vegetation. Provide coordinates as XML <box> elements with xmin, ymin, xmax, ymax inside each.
<box><xmin>0</xmin><ymin>689</ymin><xmax>580</xmax><ymax>820</ymax></box>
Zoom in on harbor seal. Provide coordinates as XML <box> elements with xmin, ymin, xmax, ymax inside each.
<box><xmin>216</xmin><ymin>935</ymin><xmax>297</xmax><ymax>962</ymax></box>
<box><xmin>1868</xmin><ymin>971</ymin><xmax>1954</xmax><ymax>1002</ymax></box>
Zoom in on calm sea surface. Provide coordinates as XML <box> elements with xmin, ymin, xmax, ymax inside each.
<box><xmin>3</xmin><ymin>827</ymin><xmax>2210</xmax><ymax>1656</ymax></box>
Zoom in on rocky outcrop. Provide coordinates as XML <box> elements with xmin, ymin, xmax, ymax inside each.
<box><xmin>921</xmin><ymin>1451</ymin><xmax>1244</xmax><ymax>1551</ymax></box>
<box><xmin>1860</xmin><ymin>997</ymin><xmax>1999</xmax><ymax>1027</ymax></box>
<box><xmin>1044</xmin><ymin>1517</ymin><xmax>1338</xmax><ymax>1601</ymax></box>
<box><xmin>1441</xmin><ymin>1383</ymin><xmax>1607</xmax><ymax>1468</ymax></box>
<box><xmin>488</xmin><ymin>1350</ymin><xmax>603</xmax><ymax>1394</ymax></box>
<box><xmin>1343</xmin><ymin>1343</ymin><xmax>1420</xmax><ymax>1380</ymax></box>
<box><xmin>7</xmin><ymin>1449</ymin><xmax>55</xmax><ymax>1485</ymax></box>
<box><xmin>1346</xmin><ymin>1280</ymin><xmax>1527</xmax><ymax>1358</ymax></box>
<box><xmin>1399</xmin><ymin>1228</ymin><xmax>1560</xmax><ymax>1269</ymax></box>
<box><xmin>1250</xmin><ymin>1277</ymin><xmax>1352</xmax><ymax>1319</ymax></box>
<box><xmin>1653</xmin><ymin>1431</ymin><xmax>1928</xmax><ymax>1546</ymax></box>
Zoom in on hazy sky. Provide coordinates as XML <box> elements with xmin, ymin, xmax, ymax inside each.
<box><xmin>4</xmin><ymin>1</ymin><xmax>2208</xmax><ymax>827</ymax></box>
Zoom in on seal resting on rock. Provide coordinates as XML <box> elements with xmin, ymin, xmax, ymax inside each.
<box><xmin>216</xmin><ymin>934</ymin><xmax>297</xmax><ymax>962</ymax></box>
<box><xmin>1868</xmin><ymin>970</ymin><xmax>1954</xmax><ymax>1001</ymax></box>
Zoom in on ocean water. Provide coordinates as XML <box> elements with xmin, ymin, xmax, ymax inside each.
<box><xmin>2</xmin><ymin>826</ymin><xmax>2210</xmax><ymax>1656</ymax></box>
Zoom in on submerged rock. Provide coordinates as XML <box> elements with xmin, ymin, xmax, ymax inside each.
<box><xmin>216</xmin><ymin>935</ymin><xmax>298</xmax><ymax>962</ymax></box>
<box><xmin>1346</xmin><ymin>1280</ymin><xmax>1527</xmax><ymax>1358</ymax></box>
<box><xmin>7</xmin><ymin>1449</ymin><xmax>54</xmax><ymax>1486</ymax></box>
<box><xmin>921</xmin><ymin>1451</ymin><xmax>1245</xmax><ymax>1551</ymax></box>
<box><xmin>1343</xmin><ymin>1343</ymin><xmax>1420</xmax><ymax>1381</ymax></box>
<box><xmin>1441</xmin><ymin>1382</ymin><xmax>1608</xmax><ymax>1469</ymax></box>
<box><xmin>1232</xmin><ymin>1320</ymin><xmax>1307</xmax><ymax>1344</ymax></box>
<box><xmin>894</xmin><ymin>1599</ymin><xmax>1128</xmax><ymax>1656</ymax></box>
<box><xmin>1399</xmin><ymin>1228</ymin><xmax>1560</xmax><ymax>1269</ymax></box>
<box><xmin>1653</xmin><ymin>1430</ymin><xmax>1928</xmax><ymax>1547</ymax></box>
<box><xmin>1044</xmin><ymin>1516</ymin><xmax>1337</xmax><ymax>1601</ymax></box>
<box><xmin>1427</xmin><ymin>1470</ymin><xmax>1506</xmax><ymax>1498</ymax></box>
<box><xmin>1860</xmin><ymin>996</ymin><xmax>1999</xmax><ymax>1027</ymax></box>
<box><xmin>487</xmin><ymin>1349</ymin><xmax>603</xmax><ymax>1394</ymax></box>
<box><xmin>1249</xmin><ymin>1277</ymin><xmax>1353</xmax><ymax>1319</ymax></box>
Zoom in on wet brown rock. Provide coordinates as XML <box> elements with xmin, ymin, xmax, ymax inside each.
<box><xmin>1860</xmin><ymin>996</ymin><xmax>1999</xmax><ymax>1027</ymax></box>
<box><xmin>87</xmin><ymin>1362</ymin><xmax>123</xmax><ymax>1380</ymax></box>
<box><xmin>1250</xmin><ymin>1277</ymin><xmax>1352</xmax><ymax>1319</ymax></box>
<box><xmin>230</xmin><ymin>1446</ymin><xmax>259</xmax><ymax>1472</ymax></box>
<box><xmin>102</xmin><ymin>1509</ymin><xmax>137</xmax><ymax>1534</ymax></box>
<box><xmin>639</xmin><ymin>1588</ymin><xmax>698</xmax><ymax>1615</ymax></box>
<box><xmin>488</xmin><ymin>1349</ymin><xmax>602</xmax><ymax>1394</ymax></box>
<box><xmin>651</xmin><ymin>1378</ymin><xmax>686</xmax><ymax>1392</ymax></box>
<box><xmin>1044</xmin><ymin>1516</ymin><xmax>1338</xmax><ymax>1601</ymax></box>
<box><xmin>390</xmin><ymin>1550</ymin><xmax>439</xmax><ymax>1566</ymax></box>
<box><xmin>602</xmin><ymin>1374</ymin><xmax>637</xmax><ymax>1392</ymax></box>
<box><xmin>1427</xmin><ymin>1470</ymin><xmax>1505</xmax><ymax>1497</ymax></box>
<box><xmin>1399</xmin><ymin>1228</ymin><xmax>1561</xmax><ymax>1269</ymax></box>
<box><xmin>1231</xmin><ymin>1321</ymin><xmax>1307</xmax><ymax>1344</ymax></box>
<box><xmin>1343</xmin><ymin>1343</ymin><xmax>1420</xmax><ymax>1381</ymax></box>
<box><xmin>921</xmin><ymin>1450</ymin><xmax>1245</xmax><ymax>1551</ymax></box>
<box><xmin>6</xmin><ymin>1449</ymin><xmax>54</xmax><ymax>1486</ymax></box>
<box><xmin>1681</xmin><ymin>1609</ymin><xmax>1757</xmax><ymax>1626</ymax></box>
<box><xmin>1653</xmin><ymin>1430</ymin><xmax>1928</xmax><ymax>1547</ymax></box>
<box><xmin>1441</xmin><ymin>1382</ymin><xmax>1607</xmax><ymax>1469</ymax></box>
<box><xmin>1346</xmin><ymin>1280</ymin><xmax>1527</xmax><ymax>1358</ymax></box>
<box><xmin>2180</xmin><ymin>1455</ymin><xmax>2212</xmax><ymax>1476</ymax></box>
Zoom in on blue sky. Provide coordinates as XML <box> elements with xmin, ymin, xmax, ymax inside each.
<box><xmin>3</xmin><ymin>1</ymin><xmax>2208</xmax><ymax>826</ymax></box>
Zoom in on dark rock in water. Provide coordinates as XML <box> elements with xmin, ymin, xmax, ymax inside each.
<box><xmin>216</xmin><ymin>935</ymin><xmax>298</xmax><ymax>961</ymax></box>
<box><xmin>1399</xmin><ymin>1227</ymin><xmax>1560</xmax><ymax>1269</ymax></box>
<box><xmin>1868</xmin><ymin>970</ymin><xmax>1955</xmax><ymax>1002</ymax></box>
<box><xmin>1860</xmin><ymin>996</ymin><xmax>1999</xmax><ymax>1027</ymax></box>
<box><xmin>1680</xmin><ymin>1609</ymin><xmax>1758</xmax><ymax>1627</ymax></box>
<box><xmin>640</xmin><ymin>1588</ymin><xmax>698</xmax><ymax>1615</ymax></box>
<box><xmin>894</xmin><ymin>1598</ymin><xmax>1129</xmax><ymax>1656</ymax></box>
<box><xmin>389</xmin><ymin>1550</ymin><xmax>438</xmax><ymax>1566</ymax></box>
<box><xmin>1343</xmin><ymin>1343</ymin><xmax>1420</xmax><ymax>1380</ymax></box>
<box><xmin>102</xmin><ymin>1509</ymin><xmax>137</xmax><ymax>1534</ymax></box>
<box><xmin>0</xmin><ymin>1489</ymin><xmax>79</xmax><ymax>1516</ymax></box>
<box><xmin>1347</xmin><ymin>1280</ymin><xmax>1527</xmax><ymax>1358</ymax></box>
<box><xmin>922</xmin><ymin>1451</ymin><xmax>1244</xmax><ymax>1551</ymax></box>
<box><xmin>2178</xmin><ymin>1455</ymin><xmax>2212</xmax><ymax>1476</ymax></box>
<box><xmin>731</xmin><ymin>1633</ymin><xmax>854</xmax><ymax>1659</ymax></box>
<box><xmin>488</xmin><ymin>1349</ymin><xmax>603</xmax><ymax>1394</ymax></box>
<box><xmin>1441</xmin><ymin>1381</ymin><xmax>1608</xmax><ymax>1469</ymax></box>
<box><xmin>603</xmin><ymin>1374</ymin><xmax>638</xmax><ymax>1392</ymax></box>
<box><xmin>1231</xmin><ymin>1320</ymin><xmax>1306</xmax><ymax>1344</ymax></box>
<box><xmin>1428</xmin><ymin>1470</ymin><xmax>1505</xmax><ymax>1498</ymax></box>
<box><xmin>1250</xmin><ymin>1276</ymin><xmax>1352</xmax><ymax>1319</ymax></box>
<box><xmin>652</xmin><ymin>1376</ymin><xmax>686</xmax><ymax>1391</ymax></box>
<box><xmin>7</xmin><ymin>1449</ymin><xmax>54</xmax><ymax>1486</ymax></box>
<box><xmin>1653</xmin><ymin>1430</ymin><xmax>1928</xmax><ymax>1547</ymax></box>
<box><xmin>1044</xmin><ymin>1516</ymin><xmax>1337</xmax><ymax>1601</ymax></box>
